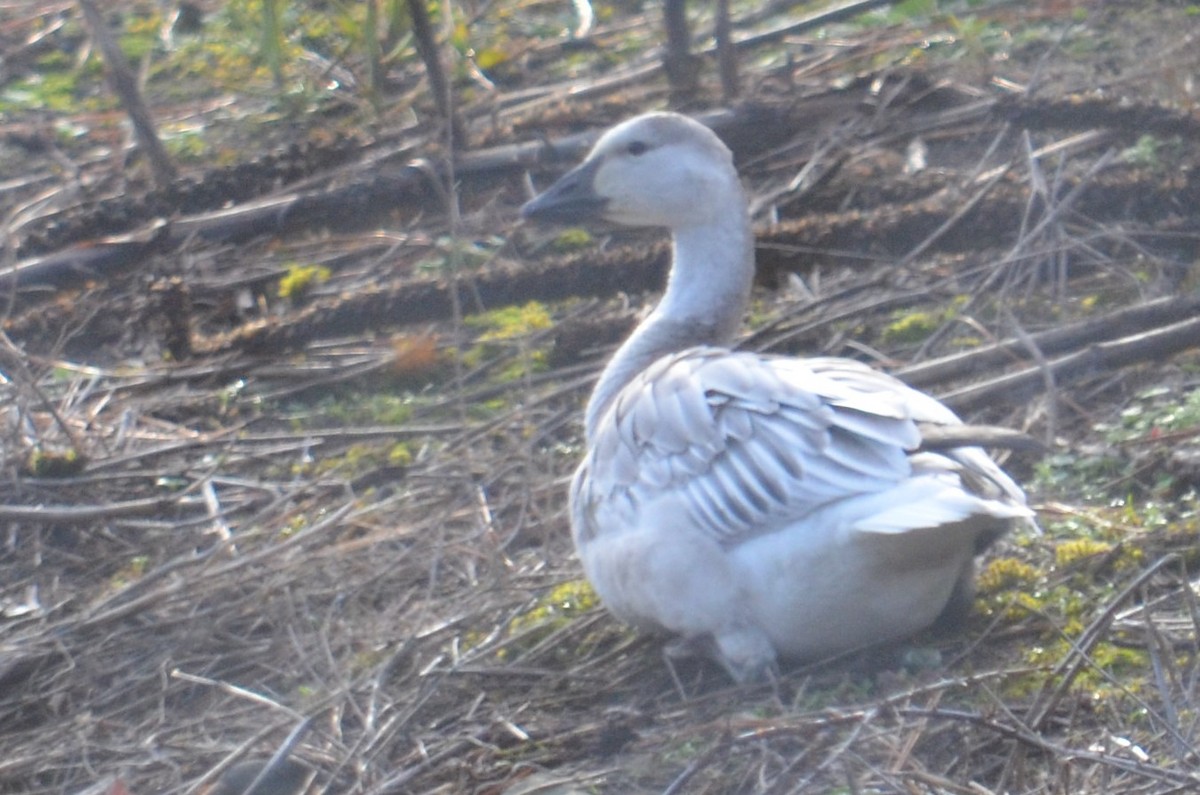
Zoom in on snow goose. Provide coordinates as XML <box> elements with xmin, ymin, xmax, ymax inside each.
<box><xmin>521</xmin><ymin>112</ymin><xmax>1033</xmax><ymax>683</ymax></box>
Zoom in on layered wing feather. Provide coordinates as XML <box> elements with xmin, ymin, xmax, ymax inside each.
<box><xmin>573</xmin><ymin>346</ymin><xmax>1019</xmax><ymax>549</ymax></box>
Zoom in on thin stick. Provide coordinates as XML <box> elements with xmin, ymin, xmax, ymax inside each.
<box><xmin>76</xmin><ymin>0</ymin><xmax>176</xmax><ymax>187</ymax></box>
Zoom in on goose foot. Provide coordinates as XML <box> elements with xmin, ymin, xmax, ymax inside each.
<box><xmin>664</xmin><ymin>628</ymin><xmax>778</xmax><ymax>685</ymax></box>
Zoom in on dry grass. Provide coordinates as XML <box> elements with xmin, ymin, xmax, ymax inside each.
<box><xmin>4</xmin><ymin>1</ymin><xmax>1200</xmax><ymax>793</ymax></box>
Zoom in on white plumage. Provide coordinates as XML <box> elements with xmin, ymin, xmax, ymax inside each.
<box><xmin>522</xmin><ymin>112</ymin><xmax>1032</xmax><ymax>682</ymax></box>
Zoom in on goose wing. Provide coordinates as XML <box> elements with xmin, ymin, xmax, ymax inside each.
<box><xmin>803</xmin><ymin>355</ymin><xmax>1028</xmax><ymax>506</ymax></box>
<box><xmin>573</xmin><ymin>347</ymin><xmax>1015</xmax><ymax>547</ymax></box>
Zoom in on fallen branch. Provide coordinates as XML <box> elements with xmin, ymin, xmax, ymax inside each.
<box><xmin>0</xmin><ymin>494</ymin><xmax>197</xmax><ymax>523</ymax></box>
<box><xmin>898</xmin><ymin>294</ymin><xmax>1200</xmax><ymax>389</ymax></box>
<box><xmin>939</xmin><ymin>315</ymin><xmax>1200</xmax><ymax>413</ymax></box>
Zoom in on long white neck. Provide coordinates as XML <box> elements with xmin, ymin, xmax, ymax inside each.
<box><xmin>585</xmin><ymin>184</ymin><xmax>755</xmax><ymax>440</ymax></box>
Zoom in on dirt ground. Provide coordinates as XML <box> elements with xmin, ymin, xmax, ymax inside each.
<box><xmin>3</xmin><ymin>1</ymin><xmax>1200</xmax><ymax>793</ymax></box>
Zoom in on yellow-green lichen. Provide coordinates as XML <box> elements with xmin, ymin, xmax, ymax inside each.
<box><xmin>1054</xmin><ymin>538</ymin><xmax>1114</xmax><ymax>569</ymax></box>
<box><xmin>469</xmin><ymin>301</ymin><xmax>554</xmax><ymax>341</ymax></box>
<box><xmin>25</xmin><ymin>448</ymin><xmax>86</xmax><ymax>478</ymax></box>
<box><xmin>552</xmin><ymin>228</ymin><xmax>594</xmax><ymax>251</ymax></box>
<box><xmin>508</xmin><ymin>579</ymin><xmax>598</xmax><ymax>637</ymax></box>
<box><xmin>977</xmin><ymin>557</ymin><xmax>1039</xmax><ymax>593</ymax></box>
<box><xmin>387</xmin><ymin>442</ymin><xmax>413</xmax><ymax>466</ymax></box>
<box><xmin>496</xmin><ymin>579</ymin><xmax>600</xmax><ymax>661</ymax></box>
<box><xmin>278</xmin><ymin>263</ymin><xmax>331</xmax><ymax>301</ymax></box>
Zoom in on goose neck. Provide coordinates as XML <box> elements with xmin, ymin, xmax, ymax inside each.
<box><xmin>585</xmin><ymin>208</ymin><xmax>754</xmax><ymax>439</ymax></box>
<box><xmin>659</xmin><ymin>218</ymin><xmax>753</xmax><ymax>328</ymax></box>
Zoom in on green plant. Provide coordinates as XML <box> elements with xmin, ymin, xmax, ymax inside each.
<box><xmin>119</xmin><ymin>11</ymin><xmax>163</xmax><ymax>61</ymax></box>
<box><xmin>1034</xmin><ymin>386</ymin><xmax>1200</xmax><ymax>504</ymax></box>
<box><xmin>1123</xmin><ymin>134</ymin><xmax>1187</xmax><ymax>172</ymax></box>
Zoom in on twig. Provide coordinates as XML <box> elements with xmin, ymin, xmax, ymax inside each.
<box><xmin>406</xmin><ymin>0</ymin><xmax>466</xmax><ymax>147</ymax></box>
<box><xmin>172</xmin><ymin>670</ymin><xmax>308</xmax><ymax>720</ymax></box>
<box><xmin>892</xmin><ymin>167</ymin><xmax>1010</xmax><ymax>275</ymax></box>
<box><xmin>76</xmin><ymin>0</ymin><xmax>176</xmax><ymax>187</ymax></box>
<box><xmin>897</xmin><ymin>706</ymin><xmax>1200</xmax><ymax>788</ymax></box>
<box><xmin>1024</xmin><ymin>555</ymin><xmax>1180</xmax><ymax>732</ymax></box>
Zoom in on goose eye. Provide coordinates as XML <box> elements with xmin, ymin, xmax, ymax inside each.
<box><xmin>626</xmin><ymin>141</ymin><xmax>649</xmax><ymax>156</ymax></box>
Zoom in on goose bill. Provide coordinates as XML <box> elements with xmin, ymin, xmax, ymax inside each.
<box><xmin>521</xmin><ymin>158</ymin><xmax>608</xmax><ymax>223</ymax></box>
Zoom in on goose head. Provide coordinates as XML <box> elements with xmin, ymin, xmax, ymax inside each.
<box><xmin>521</xmin><ymin>112</ymin><xmax>744</xmax><ymax>230</ymax></box>
<box><xmin>522</xmin><ymin>112</ymin><xmax>756</xmax><ymax>439</ymax></box>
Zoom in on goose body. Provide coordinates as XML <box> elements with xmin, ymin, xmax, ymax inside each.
<box><xmin>522</xmin><ymin>112</ymin><xmax>1032</xmax><ymax>682</ymax></box>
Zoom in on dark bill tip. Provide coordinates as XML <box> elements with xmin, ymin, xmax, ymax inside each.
<box><xmin>520</xmin><ymin>159</ymin><xmax>607</xmax><ymax>224</ymax></box>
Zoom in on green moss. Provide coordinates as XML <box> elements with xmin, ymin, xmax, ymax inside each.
<box><xmin>509</xmin><ymin>580</ymin><xmax>598</xmax><ymax>634</ymax></box>
<box><xmin>478</xmin><ymin>397</ymin><xmax>510</xmax><ymax>415</ymax></box>
<box><xmin>460</xmin><ymin>301</ymin><xmax>555</xmax><ymax>385</ymax></box>
<box><xmin>1054</xmin><ymin>538</ymin><xmax>1113</xmax><ymax>568</ymax></box>
<box><xmin>417</xmin><ymin>236</ymin><xmax>505</xmax><ymax>274</ymax></box>
<box><xmin>290</xmin><ymin>391</ymin><xmax>416</xmax><ymax>428</ymax></box>
<box><xmin>1022</xmin><ymin>633</ymin><xmax>1150</xmax><ymax>703</ymax></box>
<box><xmin>110</xmin><ymin>555</ymin><xmax>150</xmax><ymax>589</ymax></box>
<box><xmin>893</xmin><ymin>0</ymin><xmax>935</xmax><ymax>18</ymax></box>
<box><xmin>278</xmin><ymin>263</ymin><xmax>332</xmax><ymax>301</ymax></box>
<box><xmin>387</xmin><ymin>442</ymin><xmax>413</xmax><ymax>466</ymax></box>
<box><xmin>552</xmin><ymin>228</ymin><xmax>594</xmax><ymax>251</ymax></box>
<box><xmin>745</xmin><ymin>298</ymin><xmax>777</xmax><ymax>331</ymax></box>
<box><xmin>276</xmin><ymin>515</ymin><xmax>301</xmax><ymax>536</ymax></box>
<box><xmin>162</xmin><ymin>126</ymin><xmax>210</xmax><ymax>161</ymax></box>
<box><xmin>1124</xmin><ymin>135</ymin><xmax>1162</xmax><ymax>166</ymax></box>
<box><xmin>883</xmin><ymin>311</ymin><xmax>938</xmax><ymax>344</ymax></box>
<box><xmin>296</xmin><ymin>442</ymin><xmax>397</xmax><ymax>479</ymax></box>
<box><xmin>1121</xmin><ymin>134</ymin><xmax>1186</xmax><ymax>172</ymax></box>
<box><xmin>977</xmin><ymin>557</ymin><xmax>1039</xmax><ymax>593</ymax></box>
<box><xmin>468</xmin><ymin>301</ymin><xmax>554</xmax><ymax>341</ymax></box>
<box><xmin>499</xmin><ymin>579</ymin><xmax>599</xmax><ymax>660</ymax></box>
<box><xmin>349</xmin><ymin>647</ymin><xmax>388</xmax><ymax>675</ymax></box>
<box><xmin>494</xmin><ymin>348</ymin><xmax>548</xmax><ymax>382</ymax></box>
<box><xmin>457</xmin><ymin>343</ymin><xmax>484</xmax><ymax>370</ymax></box>
<box><xmin>880</xmin><ymin>302</ymin><xmax>961</xmax><ymax>345</ymax></box>
<box><xmin>1</xmin><ymin>70</ymin><xmax>94</xmax><ymax>113</ymax></box>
